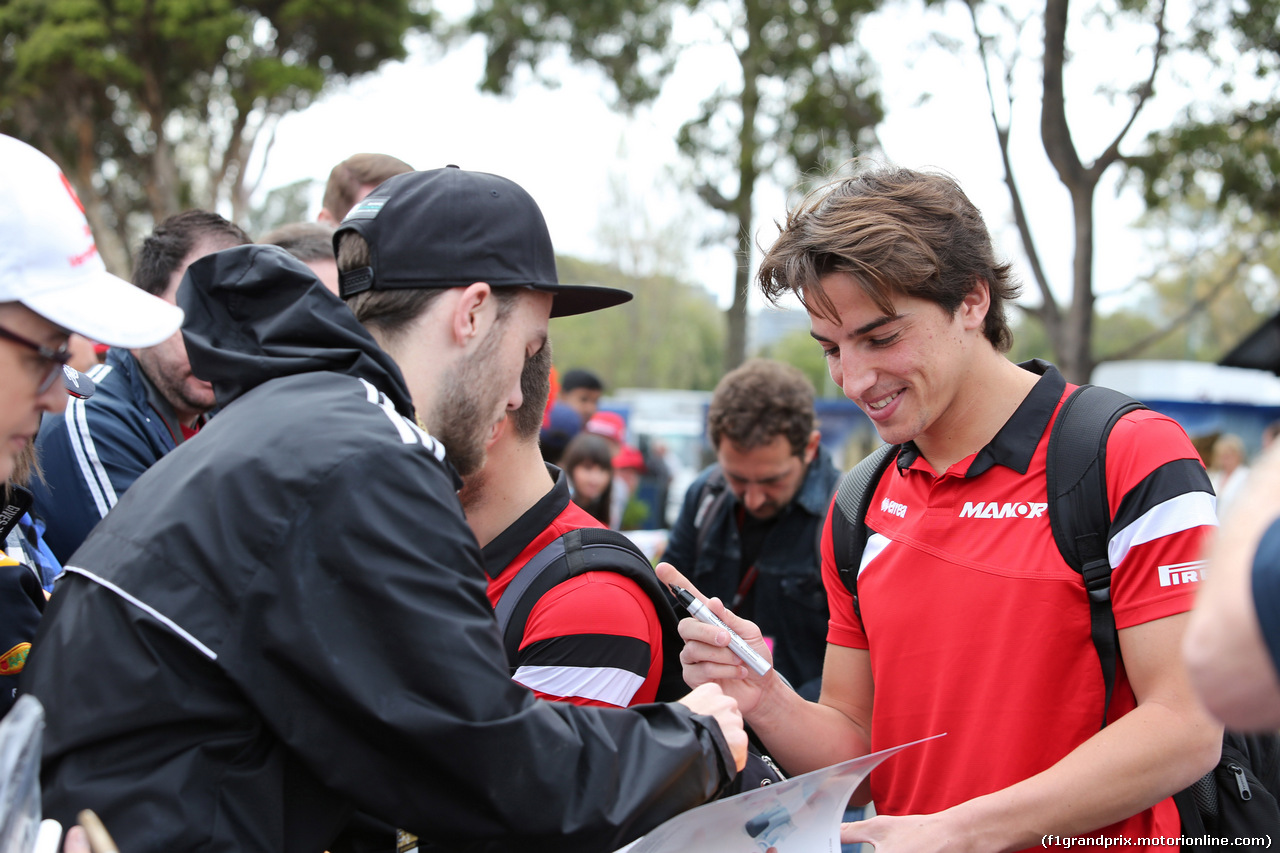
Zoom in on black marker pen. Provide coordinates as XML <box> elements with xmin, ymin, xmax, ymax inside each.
<box><xmin>669</xmin><ymin>584</ymin><xmax>772</xmax><ymax>676</ymax></box>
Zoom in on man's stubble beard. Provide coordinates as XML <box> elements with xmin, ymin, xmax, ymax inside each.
<box><xmin>134</xmin><ymin>344</ymin><xmax>216</xmax><ymax>423</ymax></box>
<box><xmin>428</xmin><ymin>324</ymin><xmax>507</xmax><ymax>478</ymax></box>
<box><xmin>456</xmin><ymin>465</ymin><xmax>489</xmax><ymax>514</ymax></box>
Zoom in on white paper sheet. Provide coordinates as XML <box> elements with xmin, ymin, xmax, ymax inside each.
<box><xmin>615</xmin><ymin>734</ymin><xmax>943</xmax><ymax>853</ymax></box>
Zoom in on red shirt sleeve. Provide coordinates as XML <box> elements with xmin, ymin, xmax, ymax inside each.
<box><xmin>515</xmin><ymin>571</ymin><xmax>665</xmax><ymax>708</ymax></box>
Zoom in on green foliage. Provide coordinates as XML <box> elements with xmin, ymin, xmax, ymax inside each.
<box><xmin>549</xmin><ymin>254</ymin><xmax>725</xmax><ymax>390</ymax></box>
<box><xmin>461</xmin><ymin>0</ymin><xmax>886</xmax><ymax>370</ymax></box>
<box><xmin>672</xmin><ymin>0</ymin><xmax>885</xmax><ymax>183</ymax></box>
<box><xmin>621</xmin><ymin>495</ymin><xmax>652</xmax><ymax>531</ymax></box>
<box><xmin>1013</xmin><ymin>245</ymin><xmax>1278</xmax><ymax>369</ymax></box>
<box><xmin>1127</xmin><ymin>0</ymin><xmax>1280</xmax><ymax>224</ymax></box>
<box><xmin>1093</xmin><ymin>309</ymin><xmax>1181</xmax><ymax>359</ymax></box>
<box><xmin>758</xmin><ymin>327</ymin><xmax>842</xmax><ymax>399</ymax></box>
<box><xmin>1007</xmin><ymin>310</ymin><xmax>1056</xmax><ymax>366</ymax></box>
<box><xmin>1116</xmin><ymin>1</ymin><xmax>1280</xmax><ymax>368</ymax></box>
<box><xmin>467</xmin><ymin>0</ymin><xmax>674</xmax><ymax>107</ymax></box>
<box><xmin>0</xmin><ymin>0</ymin><xmax>425</xmax><ymax>271</ymax></box>
<box><xmin>1128</xmin><ymin>104</ymin><xmax>1280</xmax><ymax>222</ymax></box>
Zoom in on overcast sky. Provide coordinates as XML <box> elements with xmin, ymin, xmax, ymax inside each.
<box><xmin>254</xmin><ymin>0</ymin><xmax>1201</xmax><ymax>322</ymax></box>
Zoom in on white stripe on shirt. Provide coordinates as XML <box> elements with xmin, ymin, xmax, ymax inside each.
<box><xmin>66</xmin><ymin>397</ymin><xmax>117</xmax><ymax>518</ymax></box>
<box><xmin>858</xmin><ymin>532</ymin><xmax>891</xmax><ymax>579</ymax></box>
<box><xmin>512</xmin><ymin>664</ymin><xmax>645</xmax><ymax>707</ymax></box>
<box><xmin>1109</xmin><ymin>490</ymin><xmax>1218</xmax><ymax>569</ymax></box>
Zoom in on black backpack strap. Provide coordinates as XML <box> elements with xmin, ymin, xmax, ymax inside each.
<box><xmin>1045</xmin><ymin>384</ymin><xmax>1145</xmax><ymax>729</ymax></box>
<box><xmin>692</xmin><ymin>468</ymin><xmax>732</xmax><ymax>562</ymax></box>
<box><xmin>494</xmin><ymin>526</ymin><xmax>689</xmax><ymax>702</ymax></box>
<box><xmin>493</xmin><ymin>532</ymin><xmax>572</xmax><ymax>659</ymax></box>
<box><xmin>830</xmin><ymin>444</ymin><xmax>900</xmax><ymax>626</ymax></box>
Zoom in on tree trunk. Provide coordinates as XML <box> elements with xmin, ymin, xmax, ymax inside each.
<box><xmin>1064</xmin><ymin>187</ymin><xmax>1096</xmax><ymax>383</ymax></box>
<box><xmin>725</xmin><ymin>236</ymin><xmax>751</xmax><ymax>372</ymax></box>
<box><xmin>1037</xmin><ymin>0</ymin><xmax>1164</xmax><ymax>382</ymax></box>
<box><xmin>69</xmin><ymin>113</ymin><xmax>132</xmax><ymax>279</ymax></box>
<box><xmin>725</xmin><ymin>1</ymin><xmax>763</xmax><ymax>374</ymax></box>
<box><xmin>141</xmin><ymin>65</ymin><xmax>180</xmax><ymax>221</ymax></box>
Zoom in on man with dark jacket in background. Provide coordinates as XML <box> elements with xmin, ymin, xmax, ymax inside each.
<box><xmin>31</xmin><ymin>210</ymin><xmax>250</xmax><ymax>562</ymax></box>
<box><xmin>664</xmin><ymin>358</ymin><xmax>839</xmax><ymax>697</ymax></box>
<box><xmin>23</xmin><ymin>166</ymin><xmax>745</xmax><ymax>853</ymax></box>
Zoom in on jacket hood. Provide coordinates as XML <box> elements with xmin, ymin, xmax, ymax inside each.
<box><xmin>180</xmin><ymin>244</ymin><xmax>414</xmax><ymax>415</ymax></box>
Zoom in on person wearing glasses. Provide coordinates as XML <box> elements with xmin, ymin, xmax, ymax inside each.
<box><xmin>30</xmin><ymin>210</ymin><xmax>250</xmax><ymax>563</ymax></box>
<box><xmin>0</xmin><ymin>133</ymin><xmax>182</xmax><ymax>715</ymax></box>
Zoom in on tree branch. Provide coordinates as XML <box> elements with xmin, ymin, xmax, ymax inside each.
<box><xmin>1098</xmin><ymin>241</ymin><xmax>1259</xmax><ymax>361</ymax></box>
<box><xmin>1040</xmin><ymin>0</ymin><xmax>1083</xmax><ymax>187</ymax></box>
<box><xmin>1087</xmin><ymin>0</ymin><xmax>1168</xmax><ymax>180</ymax></box>
<box><xmin>967</xmin><ymin>0</ymin><xmax>1061</xmax><ymax>330</ymax></box>
<box><xmin>244</xmin><ymin>114</ymin><xmax>281</xmax><ymax>202</ymax></box>
<box><xmin>212</xmin><ymin>105</ymin><xmax>251</xmax><ymax>212</ymax></box>
<box><xmin>695</xmin><ymin>181</ymin><xmax>735</xmax><ymax>213</ymax></box>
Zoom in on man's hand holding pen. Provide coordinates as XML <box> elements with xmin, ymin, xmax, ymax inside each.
<box><xmin>657</xmin><ymin>562</ymin><xmax>779</xmax><ymax>718</ymax></box>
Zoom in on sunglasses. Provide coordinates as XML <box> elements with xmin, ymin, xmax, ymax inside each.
<box><xmin>0</xmin><ymin>325</ymin><xmax>73</xmax><ymax>393</ymax></box>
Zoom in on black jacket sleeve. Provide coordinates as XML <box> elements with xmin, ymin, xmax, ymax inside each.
<box><xmin>225</xmin><ymin>445</ymin><xmax>732</xmax><ymax>853</ymax></box>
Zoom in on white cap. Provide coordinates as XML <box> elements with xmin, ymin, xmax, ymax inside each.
<box><xmin>0</xmin><ymin>135</ymin><xmax>183</xmax><ymax>348</ymax></box>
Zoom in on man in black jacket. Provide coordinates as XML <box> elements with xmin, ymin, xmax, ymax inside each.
<box><xmin>22</xmin><ymin>167</ymin><xmax>746</xmax><ymax>853</ymax></box>
<box><xmin>664</xmin><ymin>359</ymin><xmax>839</xmax><ymax>697</ymax></box>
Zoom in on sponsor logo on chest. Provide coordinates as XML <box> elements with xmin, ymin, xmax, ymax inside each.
<box><xmin>880</xmin><ymin>497</ymin><xmax>909</xmax><ymax>518</ymax></box>
<box><xmin>957</xmin><ymin>501</ymin><xmax>1048</xmax><ymax>519</ymax></box>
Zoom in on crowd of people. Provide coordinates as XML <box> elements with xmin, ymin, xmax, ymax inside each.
<box><xmin>0</xmin><ymin>130</ymin><xmax>1275</xmax><ymax>852</ymax></box>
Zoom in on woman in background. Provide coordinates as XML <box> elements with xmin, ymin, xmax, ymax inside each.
<box><xmin>1210</xmin><ymin>433</ymin><xmax>1250</xmax><ymax>520</ymax></box>
<box><xmin>561</xmin><ymin>433</ymin><xmax>614</xmax><ymax>526</ymax></box>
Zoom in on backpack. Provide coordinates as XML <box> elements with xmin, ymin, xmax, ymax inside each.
<box><xmin>830</xmin><ymin>384</ymin><xmax>1280</xmax><ymax>841</ymax></box>
<box><xmin>492</xmin><ymin>524</ymin><xmax>785</xmax><ymax>793</ymax></box>
<box><xmin>493</xmin><ymin>526</ymin><xmax>689</xmax><ymax>703</ymax></box>
<box><xmin>691</xmin><ymin>469</ymin><xmax>733</xmax><ymax>565</ymax></box>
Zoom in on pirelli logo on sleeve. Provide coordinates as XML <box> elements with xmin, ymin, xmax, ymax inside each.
<box><xmin>1157</xmin><ymin>560</ymin><xmax>1206</xmax><ymax>588</ymax></box>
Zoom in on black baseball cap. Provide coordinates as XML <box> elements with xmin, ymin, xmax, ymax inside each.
<box><xmin>334</xmin><ymin>166</ymin><xmax>632</xmax><ymax>318</ymax></box>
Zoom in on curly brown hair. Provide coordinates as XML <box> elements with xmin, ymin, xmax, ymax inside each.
<box><xmin>707</xmin><ymin>359</ymin><xmax>815</xmax><ymax>457</ymax></box>
<box><xmin>757</xmin><ymin>165</ymin><xmax>1020</xmax><ymax>352</ymax></box>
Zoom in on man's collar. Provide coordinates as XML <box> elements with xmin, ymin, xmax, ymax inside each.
<box><xmin>480</xmin><ymin>464</ymin><xmax>571</xmax><ymax>578</ymax></box>
<box><xmin>895</xmin><ymin>359</ymin><xmax>1065</xmax><ymax>477</ymax></box>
